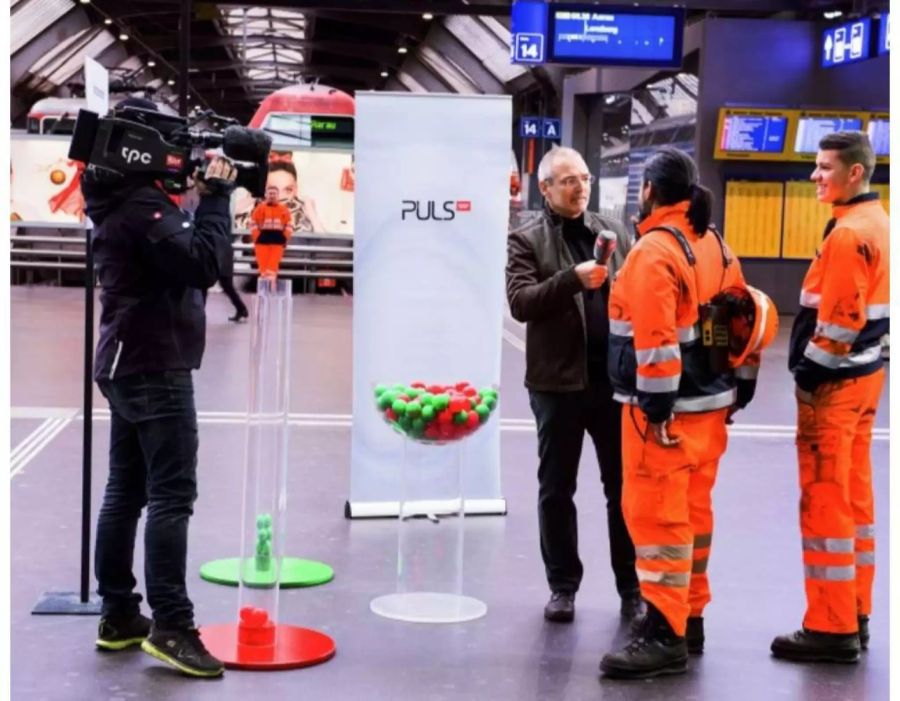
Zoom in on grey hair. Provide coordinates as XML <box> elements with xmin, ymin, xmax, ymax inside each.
<box><xmin>537</xmin><ymin>146</ymin><xmax>585</xmax><ymax>183</ymax></box>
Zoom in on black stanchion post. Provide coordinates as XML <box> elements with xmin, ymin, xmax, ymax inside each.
<box><xmin>32</xmin><ymin>225</ymin><xmax>101</xmax><ymax>615</ymax></box>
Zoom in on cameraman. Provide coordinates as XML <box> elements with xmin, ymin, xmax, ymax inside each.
<box><xmin>84</xmin><ymin>98</ymin><xmax>234</xmax><ymax>678</ymax></box>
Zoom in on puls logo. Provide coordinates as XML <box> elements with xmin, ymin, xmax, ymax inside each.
<box><xmin>165</xmin><ymin>153</ymin><xmax>184</xmax><ymax>170</ymax></box>
<box><xmin>121</xmin><ymin>147</ymin><xmax>152</xmax><ymax>165</ymax></box>
<box><xmin>401</xmin><ymin>200</ymin><xmax>472</xmax><ymax>221</ymax></box>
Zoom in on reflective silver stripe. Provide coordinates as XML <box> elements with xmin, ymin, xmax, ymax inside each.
<box><xmin>636</xmin><ymin>374</ymin><xmax>681</xmax><ymax>393</ymax></box>
<box><xmin>867</xmin><ymin>304</ymin><xmax>890</xmax><ymax>319</ymax></box>
<box><xmin>637</xmin><ymin>568</ymin><xmax>690</xmax><ymax>587</ymax></box>
<box><xmin>613</xmin><ymin>392</ymin><xmax>637</xmax><ymax>405</ymax></box>
<box><xmin>635</xmin><ymin>544</ymin><xmax>692</xmax><ymax>561</ymax></box>
<box><xmin>803</xmin><ymin>537</ymin><xmax>854</xmax><ymax>554</ymax></box>
<box><xmin>693</xmin><ymin>533</ymin><xmax>712</xmax><ymax>549</ymax></box>
<box><xmin>677</xmin><ymin>324</ymin><xmax>700</xmax><ymax>343</ymax></box>
<box><xmin>856</xmin><ymin>551</ymin><xmax>876</xmax><ymax>566</ymax></box>
<box><xmin>803</xmin><ymin>342</ymin><xmax>843</xmax><ymax>369</ymax></box>
<box><xmin>610</xmin><ymin>319</ymin><xmax>634</xmax><ymax>337</ymax></box>
<box><xmin>800</xmin><ymin>290</ymin><xmax>821</xmax><ymax>308</ymax></box>
<box><xmin>804</xmin><ymin>565</ymin><xmax>855</xmax><ymax>581</ymax></box>
<box><xmin>836</xmin><ymin>345</ymin><xmax>883</xmax><ymax>368</ymax></box>
<box><xmin>674</xmin><ymin>389</ymin><xmax>736</xmax><ymax>413</ymax></box>
<box><xmin>636</xmin><ymin>344</ymin><xmax>681</xmax><ymax>365</ymax></box>
<box><xmin>856</xmin><ymin>524</ymin><xmax>875</xmax><ymax>539</ymax></box>
<box><xmin>109</xmin><ymin>341</ymin><xmax>124</xmax><ymax>380</ymax></box>
<box><xmin>692</xmin><ymin>557</ymin><xmax>709</xmax><ymax>574</ymax></box>
<box><xmin>816</xmin><ymin>322</ymin><xmax>859</xmax><ymax>344</ymax></box>
<box><xmin>734</xmin><ymin>365</ymin><xmax>759</xmax><ymax>380</ymax></box>
<box><xmin>807</xmin><ymin>343</ymin><xmax>884</xmax><ymax>370</ymax></box>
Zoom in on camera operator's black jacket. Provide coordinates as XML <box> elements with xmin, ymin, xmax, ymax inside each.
<box><xmin>83</xmin><ymin>179</ymin><xmax>232</xmax><ymax>381</ymax></box>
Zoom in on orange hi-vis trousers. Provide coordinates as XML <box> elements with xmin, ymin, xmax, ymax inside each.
<box><xmin>796</xmin><ymin>368</ymin><xmax>885</xmax><ymax>634</ymax></box>
<box><xmin>254</xmin><ymin>244</ymin><xmax>285</xmax><ymax>278</ymax></box>
<box><xmin>621</xmin><ymin>405</ymin><xmax>728</xmax><ymax>637</ymax></box>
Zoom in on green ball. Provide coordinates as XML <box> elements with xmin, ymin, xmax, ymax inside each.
<box><xmin>406</xmin><ymin>401</ymin><xmax>422</xmax><ymax>418</ymax></box>
<box><xmin>256</xmin><ymin>515</ymin><xmax>267</xmax><ymax>528</ymax></box>
<box><xmin>453</xmin><ymin>410</ymin><xmax>468</xmax><ymax>425</ymax></box>
<box><xmin>407</xmin><ymin>388</ymin><xmax>422</xmax><ymax>398</ymax></box>
<box><xmin>412</xmin><ymin>418</ymin><xmax>425</xmax><ymax>433</ymax></box>
<box><xmin>421</xmin><ymin>405</ymin><xmax>435</xmax><ymax>422</ymax></box>
<box><xmin>420</xmin><ymin>392</ymin><xmax>434</xmax><ymax>406</ymax></box>
<box><xmin>434</xmin><ymin>394</ymin><xmax>450</xmax><ymax>411</ymax></box>
<box><xmin>392</xmin><ymin>398</ymin><xmax>408</xmax><ymax>414</ymax></box>
<box><xmin>375</xmin><ymin>384</ymin><xmax>388</xmax><ymax>397</ymax></box>
<box><xmin>484</xmin><ymin>396</ymin><xmax>497</xmax><ymax>410</ymax></box>
<box><xmin>475</xmin><ymin>403</ymin><xmax>490</xmax><ymax>421</ymax></box>
<box><xmin>399</xmin><ymin>415</ymin><xmax>412</xmax><ymax>431</ymax></box>
<box><xmin>377</xmin><ymin>393</ymin><xmax>393</xmax><ymax>410</ymax></box>
<box><xmin>392</xmin><ymin>383</ymin><xmax>405</xmax><ymax>390</ymax></box>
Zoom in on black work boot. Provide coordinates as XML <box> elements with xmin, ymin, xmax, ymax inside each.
<box><xmin>770</xmin><ymin>628</ymin><xmax>860</xmax><ymax>664</ymax></box>
<box><xmin>544</xmin><ymin>591</ymin><xmax>575</xmax><ymax>623</ymax></box>
<box><xmin>686</xmin><ymin>617</ymin><xmax>704</xmax><ymax>655</ymax></box>
<box><xmin>619</xmin><ymin>589</ymin><xmax>646</xmax><ymax>624</ymax></box>
<box><xmin>858</xmin><ymin>616</ymin><xmax>869</xmax><ymax>650</ymax></box>
<box><xmin>600</xmin><ymin>604</ymin><xmax>688</xmax><ymax>679</ymax></box>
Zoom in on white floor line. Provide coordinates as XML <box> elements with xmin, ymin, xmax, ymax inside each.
<box><xmin>10</xmin><ymin>417</ymin><xmax>72</xmax><ymax>477</ymax></box>
<box><xmin>10</xmin><ymin>418</ymin><xmax>56</xmax><ymax>463</ymax></box>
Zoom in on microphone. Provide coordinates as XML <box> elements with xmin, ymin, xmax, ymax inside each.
<box><xmin>222</xmin><ymin>126</ymin><xmax>272</xmax><ymax>163</ymax></box>
<box><xmin>593</xmin><ymin>230</ymin><xmax>618</xmax><ymax>264</ymax></box>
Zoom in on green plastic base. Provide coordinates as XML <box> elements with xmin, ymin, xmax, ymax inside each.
<box><xmin>199</xmin><ymin>557</ymin><xmax>334</xmax><ymax>588</ymax></box>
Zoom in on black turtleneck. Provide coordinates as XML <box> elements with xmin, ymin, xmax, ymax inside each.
<box><xmin>560</xmin><ymin>214</ymin><xmax>610</xmax><ymax>378</ymax></box>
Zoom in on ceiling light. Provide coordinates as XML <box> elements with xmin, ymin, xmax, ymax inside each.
<box><xmin>422</xmin><ymin>13</ymin><xmax>433</xmax><ymax>20</ymax></box>
<box><xmin>147</xmin><ymin>60</ymin><xmax>156</xmax><ymax>67</ymax></box>
<box><xmin>398</xmin><ymin>46</ymin><xmax>408</xmax><ymax>54</ymax></box>
<box><xmin>823</xmin><ymin>10</ymin><xmax>843</xmax><ymax>19</ymax></box>
<box><xmin>380</xmin><ymin>71</ymin><xmax>389</xmax><ymax>77</ymax></box>
<box><xmin>79</xmin><ymin>0</ymin><xmax>90</xmax><ymax>4</ymax></box>
<box><xmin>119</xmin><ymin>33</ymin><xmax>129</xmax><ymax>41</ymax></box>
<box><xmin>103</xmin><ymin>18</ymin><xmax>112</xmax><ymax>25</ymax></box>
<box><xmin>167</xmin><ymin>79</ymin><xmax>176</xmax><ymax>86</ymax></box>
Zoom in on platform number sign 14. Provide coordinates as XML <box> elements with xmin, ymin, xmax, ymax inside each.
<box><xmin>515</xmin><ymin>33</ymin><xmax>544</xmax><ymax>63</ymax></box>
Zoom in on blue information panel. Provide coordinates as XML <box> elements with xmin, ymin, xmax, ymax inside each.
<box><xmin>542</xmin><ymin>118</ymin><xmax>561</xmax><ymax>140</ymax></box>
<box><xmin>511</xmin><ymin>1</ymin><xmax>683</xmax><ymax>68</ymax></box>
<box><xmin>867</xmin><ymin>118</ymin><xmax>889</xmax><ymax>156</ymax></box>
<box><xmin>794</xmin><ymin>116</ymin><xmax>863</xmax><ymax>153</ymax></box>
<box><xmin>719</xmin><ymin>114</ymin><xmax>788</xmax><ymax>154</ymax></box>
<box><xmin>520</xmin><ymin>117</ymin><xmax>542</xmax><ymax>138</ymax></box>
<box><xmin>878</xmin><ymin>13</ymin><xmax>890</xmax><ymax>55</ymax></box>
<box><xmin>822</xmin><ymin>18</ymin><xmax>872</xmax><ymax>67</ymax></box>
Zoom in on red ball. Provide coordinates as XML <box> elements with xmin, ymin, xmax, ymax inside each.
<box><xmin>455</xmin><ymin>381</ymin><xmax>470</xmax><ymax>391</ymax></box>
<box><xmin>449</xmin><ymin>398</ymin><xmax>467</xmax><ymax>413</ymax></box>
<box><xmin>463</xmin><ymin>387</ymin><xmax>477</xmax><ymax>397</ymax></box>
<box><xmin>428</xmin><ymin>384</ymin><xmax>445</xmax><ymax>394</ymax></box>
<box><xmin>385</xmin><ymin>408</ymin><xmax>398</xmax><ymax>421</ymax></box>
<box><xmin>411</xmin><ymin>381</ymin><xmax>426</xmax><ymax>389</ymax></box>
<box><xmin>466</xmin><ymin>412</ymin><xmax>479</xmax><ymax>428</ymax></box>
<box><xmin>398</xmin><ymin>394</ymin><xmax>410</xmax><ymax>402</ymax></box>
<box><xmin>438</xmin><ymin>409</ymin><xmax>453</xmax><ymax>425</ymax></box>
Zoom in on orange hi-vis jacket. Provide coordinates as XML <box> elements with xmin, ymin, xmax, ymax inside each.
<box><xmin>789</xmin><ymin>193</ymin><xmax>889</xmax><ymax>392</ymax></box>
<box><xmin>250</xmin><ymin>202</ymin><xmax>293</xmax><ymax>246</ymax></box>
<box><xmin>608</xmin><ymin>201</ymin><xmax>755</xmax><ymax>423</ymax></box>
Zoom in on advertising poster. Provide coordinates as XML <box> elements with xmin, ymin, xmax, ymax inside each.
<box><xmin>10</xmin><ymin>136</ymin><xmax>85</xmax><ymax>224</ymax></box>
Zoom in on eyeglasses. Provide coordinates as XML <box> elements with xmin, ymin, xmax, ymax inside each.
<box><xmin>548</xmin><ymin>174</ymin><xmax>595</xmax><ymax>188</ymax></box>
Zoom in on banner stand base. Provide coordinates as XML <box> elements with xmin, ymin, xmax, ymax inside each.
<box><xmin>200</xmin><ymin>623</ymin><xmax>335</xmax><ymax>670</ymax></box>
<box><xmin>199</xmin><ymin>557</ymin><xmax>334</xmax><ymax>588</ymax></box>
<box><xmin>371</xmin><ymin>592</ymin><xmax>487</xmax><ymax>624</ymax></box>
<box><xmin>32</xmin><ymin>591</ymin><xmax>102</xmax><ymax>615</ymax></box>
<box><xmin>345</xmin><ymin>498</ymin><xmax>506</xmax><ymax>519</ymax></box>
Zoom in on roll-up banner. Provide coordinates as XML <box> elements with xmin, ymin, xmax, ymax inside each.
<box><xmin>349</xmin><ymin>92</ymin><xmax>511</xmax><ymax>518</ymax></box>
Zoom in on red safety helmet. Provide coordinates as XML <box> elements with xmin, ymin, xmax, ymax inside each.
<box><xmin>710</xmin><ymin>285</ymin><xmax>779</xmax><ymax>367</ymax></box>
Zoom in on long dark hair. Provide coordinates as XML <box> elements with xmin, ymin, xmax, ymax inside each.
<box><xmin>642</xmin><ymin>146</ymin><xmax>712</xmax><ymax>234</ymax></box>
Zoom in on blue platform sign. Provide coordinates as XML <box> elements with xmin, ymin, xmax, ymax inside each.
<box><xmin>822</xmin><ymin>18</ymin><xmax>872</xmax><ymax>67</ymax></box>
<box><xmin>511</xmin><ymin>1</ymin><xmax>548</xmax><ymax>63</ymax></box>
<box><xmin>878</xmin><ymin>12</ymin><xmax>890</xmax><ymax>55</ymax></box>
<box><xmin>520</xmin><ymin>117</ymin><xmax>542</xmax><ymax>138</ymax></box>
<box><xmin>542</xmin><ymin>118</ymin><xmax>561</xmax><ymax>140</ymax></box>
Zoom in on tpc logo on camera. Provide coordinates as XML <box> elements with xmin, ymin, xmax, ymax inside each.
<box><xmin>400</xmin><ymin>200</ymin><xmax>472</xmax><ymax>221</ymax></box>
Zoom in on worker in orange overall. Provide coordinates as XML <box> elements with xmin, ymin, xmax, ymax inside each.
<box><xmin>771</xmin><ymin>131</ymin><xmax>889</xmax><ymax>664</ymax></box>
<box><xmin>599</xmin><ymin>147</ymin><xmax>778</xmax><ymax>679</ymax></box>
<box><xmin>250</xmin><ymin>185</ymin><xmax>293</xmax><ymax>279</ymax></box>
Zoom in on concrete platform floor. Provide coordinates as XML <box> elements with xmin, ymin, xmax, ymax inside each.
<box><xmin>9</xmin><ymin>286</ymin><xmax>890</xmax><ymax>701</ymax></box>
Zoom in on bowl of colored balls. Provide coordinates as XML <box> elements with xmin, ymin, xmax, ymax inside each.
<box><xmin>374</xmin><ymin>381</ymin><xmax>499</xmax><ymax>444</ymax></box>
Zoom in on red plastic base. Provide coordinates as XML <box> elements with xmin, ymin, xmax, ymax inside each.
<box><xmin>200</xmin><ymin>623</ymin><xmax>336</xmax><ymax>671</ymax></box>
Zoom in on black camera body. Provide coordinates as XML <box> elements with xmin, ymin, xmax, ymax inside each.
<box><xmin>68</xmin><ymin>106</ymin><xmax>272</xmax><ymax>195</ymax></box>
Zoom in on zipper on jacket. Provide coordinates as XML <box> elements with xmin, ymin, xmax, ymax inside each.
<box><xmin>109</xmin><ymin>340</ymin><xmax>124</xmax><ymax>380</ymax></box>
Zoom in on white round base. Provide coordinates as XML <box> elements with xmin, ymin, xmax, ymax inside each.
<box><xmin>370</xmin><ymin>592</ymin><xmax>487</xmax><ymax>623</ymax></box>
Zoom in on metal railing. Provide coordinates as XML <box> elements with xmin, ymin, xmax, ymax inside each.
<box><xmin>10</xmin><ymin>229</ymin><xmax>354</xmax><ymax>281</ymax></box>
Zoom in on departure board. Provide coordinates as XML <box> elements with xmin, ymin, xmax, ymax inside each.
<box><xmin>723</xmin><ymin>181</ymin><xmax>784</xmax><ymax>258</ymax></box>
<box><xmin>866</xmin><ymin>117</ymin><xmax>889</xmax><ymax>157</ymax></box>
<box><xmin>793</xmin><ymin>115</ymin><xmax>863</xmax><ymax>154</ymax></box>
<box><xmin>719</xmin><ymin>114</ymin><xmax>788</xmax><ymax>153</ymax></box>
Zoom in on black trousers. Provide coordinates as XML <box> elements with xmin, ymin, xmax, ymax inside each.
<box><xmin>219</xmin><ymin>275</ymin><xmax>248</xmax><ymax>316</ymax></box>
<box><xmin>529</xmin><ymin>375</ymin><xmax>638</xmax><ymax>597</ymax></box>
<box><xmin>94</xmin><ymin>370</ymin><xmax>199</xmax><ymax>629</ymax></box>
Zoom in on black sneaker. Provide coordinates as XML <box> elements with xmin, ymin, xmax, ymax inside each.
<box><xmin>770</xmin><ymin>628</ymin><xmax>860</xmax><ymax>664</ymax></box>
<box><xmin>228</xmin><ymin>310</ymin><xmax>249</xmax><ymax>323</ymax></box>
<box><xmin>686</xmin><ymin>617</ymin><xmax>704</xmax><ymax>655</ymax></box>
<box><xmin>544</xmin><ymin>591</ymin><xmax>575</xmax><ymax>623</ymax></box>
<box><xmin>858</xmin><ymin>616</ymin><xmax>869</xmax><ymax>650</ymax></box>
<box><xmin>96</xmin><ymin>613</ymin><xmax>152</xmax><ymax>651</ymax></box>
<box><xmin>141</xmin><ymin>626</ymin><xmax>225</xmax><ymax>677</ymax></box>
<box><xmin>600</xmin><ymin>604</ymin><xmax>688</xmax><ymax>679</ymax></box>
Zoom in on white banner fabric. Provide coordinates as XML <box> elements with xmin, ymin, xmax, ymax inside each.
<box><xmin>350</xmin><ymin>92</ymin><xmax>512</xmax><ymax>515</ymax></box>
